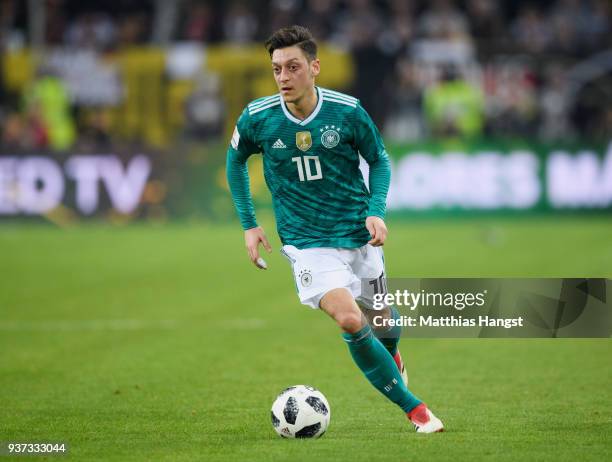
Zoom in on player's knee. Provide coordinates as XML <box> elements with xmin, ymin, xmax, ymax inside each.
<box><xmin>335</xmin><ymin>310</ymin><xmax>364</xmax><ymax>334</ymax></box>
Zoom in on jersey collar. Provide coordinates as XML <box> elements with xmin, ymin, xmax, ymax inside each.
<box><xmin>280</xmin><ymin>86</ymin><xmax>323</xmax><ymax>126</ymax></box>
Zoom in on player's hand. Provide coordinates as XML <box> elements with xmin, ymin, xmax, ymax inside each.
<box><xmin>366</xmin><ymin>216</ymin><xmax>388</xmax><ymax>247</ymax></box>
<box><xmin>244</xmin><ymin>226</ymin><xmax>272</xmax><ymax>269</ymax></box>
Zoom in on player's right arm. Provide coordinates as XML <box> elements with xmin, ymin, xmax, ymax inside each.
<box><xmin>226</xmin><ymin>109</ymin><xmax>272</xmax><ymax>269</ymax></box>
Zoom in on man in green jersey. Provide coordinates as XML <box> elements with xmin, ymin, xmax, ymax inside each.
<box><xmin>226</xmin><ymin>25</ymin><xmax>443</xmax><ymax>433</ymax></box>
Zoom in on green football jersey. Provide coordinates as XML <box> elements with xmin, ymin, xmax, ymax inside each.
<box><xmin>227</xmin><ymin>86</ymin><xmax>390</xmax><ymax>249</ymax></box>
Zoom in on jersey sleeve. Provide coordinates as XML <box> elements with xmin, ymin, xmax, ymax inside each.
<box><xmin>226</xmin><ymin>108</ymin><xmax>261</xmax><ymax>230</ymax></box>
<box><xmin>353</xmin><ymin>104</ymin><xmax>391</xmax><ymax>219</ymax></box>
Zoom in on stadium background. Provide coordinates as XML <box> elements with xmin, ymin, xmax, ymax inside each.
<box><xmin>1</xmin><ymin>1</ymin><xmax>610</xmax><ymax>461</ymax></box>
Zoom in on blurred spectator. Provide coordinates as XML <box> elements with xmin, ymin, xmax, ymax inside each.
<box><xmin>538</xmin><ymin>64</ymin><xmax>574</xmax><ymax>140</ymax></box>
<box><xmin>75</xmin><ymin>107</ymin><xmax>112</xmax><ymax>151</ymax></box>
<box><xmin>423</xmin><ymin>64</ymin><xmax>484</xmax><ymax>138</ymax></box>
<box><xmin>64</xmin><ymin>12</ymin><xmax>116</xmax><ymax>50</ymax></box>
<box><xmin>184</xmin><ymin>72</ymin><xmax>224</xmax><ymax>139</ymax></box>
<box><xmin>548</xmin><ymin>0</ymin><xmax>589</xmax><ymax>55</ymax></box>
<box><xmin>301</xmin><ymin>0</ymin><xmax>337</xmax><ymax>42</ymax></box>
<box><xmin>23</xmin><ymin>67</ymin><xmax>76</xmax><ymax>151</ymax></box>
<box><xmin>222</xmin><ymin>1</ymin><xmax>258</xmax><ymax>44</ymax></box>
<box><xmin>2</xmin><ymin>111</ymin><xmax>48</xmax><ymax>150</ymax></box>
<box><xmin>0</xmin><ymin>0</ymin><xmax>26</xmax><ymax>50</ymax></box>
<box><xmin>587</xmin><ymin>0</ymin><xmax>611</xmax><ymax>51</ymax></box>
<box><xmin>178</xmin><ymin>1</ymin><xmax>215</xmax><ymax>42</ymax></box>
<box><xmin>265</xmin><ymin>0</ymin><xmax>299</xmax><ymax>39</ymax></box>
<box><xmin>484</xmin><ymin>60</ymin><xmax>538</xmax><ymax>137</ymax></box>
<box><xmin>547</xmin><ymin>0</ymin><xmax>612</xmax><ymax>54</ymax></box>
<box><xmin>571</xmin><ymin>69</ymin><xmax>612</xmax><ymax>141</ymax></box>
<box><xmin>116</xmin><ymin>13</ymin><xmax>150</xmax><ymax>46</ymax></box>
<box><xmin>511</xmin><ymin>5</ymin><xmax>552</xmax><ymax>54</ymax></box>
<box><xmin>45</xmin><ymin>0</ymin><xmax>68</xmax><ymax>45</ymax></box>
<box><xmin>384</xmin><ymin>58</ymin><xmax>424</xmax><ymax>141</ymax></box>
<box><xmin>0</xmin><ymin>0</ymin><xmax>16</xmax><ymax>42</ymax></box>
<box><xmin>335</xmin><ymin>0</ymin><xmax>383</xmax><ymax>49</ymax></box>
<box><xmin>338</xmin><ymin>0</ymin><xmax>389</xmax><ymax>124</ymax></box>
<box><xmin>376</xmin><ymin>0</ymin><xmax>415</xmax><ymax>58</ymax></box>
<box><xmin>467</xmin><ymin>0</ymin><xmax>505</xmax><ymax>50</ymax></box>
<box><xmin>418</xmin><ymin>0</ymin><xmax>470</xmax><ymax>42</ymax></box>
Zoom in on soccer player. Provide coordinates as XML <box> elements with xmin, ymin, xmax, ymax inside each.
<box><xmin>226</xmin><ymin>25</ymin><xmax>444</xmax><ymax>433</ymax></box>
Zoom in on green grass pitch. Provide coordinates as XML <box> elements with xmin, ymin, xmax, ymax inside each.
<box><xmin>1</xmin><ymin>216</ymin><xmax>610</xmax><ymax>461</ymax></box>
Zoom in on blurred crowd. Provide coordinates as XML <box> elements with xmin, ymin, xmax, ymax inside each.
<box><xmin>0</xmin><ymin>0</ymin><xmax>610</xmax><ymax>151</ymax></box>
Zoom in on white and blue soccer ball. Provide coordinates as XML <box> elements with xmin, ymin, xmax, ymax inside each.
<box><xmin>271</xmin><ymin>385</ymin><xmax>330</xmax><ymax>439</ymax></box>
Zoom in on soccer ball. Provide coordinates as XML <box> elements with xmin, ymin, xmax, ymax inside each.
<box><xmin>270</xmin><ymin>385</ymin><xmax>330</xmax><ymax>438</ymax></box>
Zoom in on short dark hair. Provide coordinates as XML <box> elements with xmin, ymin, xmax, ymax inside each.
<box><xmin>264</xmin><ymin>25</ymin><xmax>317</xmax><ymax>61</ymax></box>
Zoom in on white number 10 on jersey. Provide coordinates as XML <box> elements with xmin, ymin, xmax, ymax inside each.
<box><xmin>291</xmin><ymin>156</ymin><xmax>323</xmax><ymax>181</ymax></box>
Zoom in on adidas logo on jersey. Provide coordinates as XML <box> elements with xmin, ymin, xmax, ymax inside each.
<box><xmin>272</xmin><ymin>139</ymin><xmax>287</xmax><ymax>149</ymax></box>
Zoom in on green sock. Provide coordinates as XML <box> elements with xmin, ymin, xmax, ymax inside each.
<box><xmin>372</xmin><ymin>307</ymin><xmax>401</xmax><ymax>356</ymax></box>
<box><xmin>342</xmin><ymin>324</ymin><xmax>420</xmax><ymax>413</ymax></box>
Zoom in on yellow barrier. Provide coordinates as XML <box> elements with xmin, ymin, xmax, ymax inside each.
<box><xmin>2</xmin><ymin>45</ymin><xmax>354</xmax><ymax>147</ymax></box>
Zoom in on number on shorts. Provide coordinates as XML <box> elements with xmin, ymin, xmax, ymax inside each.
<box><xmin>368</xmin><ymin>272</ymin><xmax>387</xmax><ymax>295</ymax></box>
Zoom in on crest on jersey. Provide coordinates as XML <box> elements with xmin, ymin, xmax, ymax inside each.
<box><xmin>296</xmin><ymin>131</ymin><xmax>312</xmax><ymax>152</ymax></box>
<box><xmin>320</xmin><ymin>126</ymin><xmax>340</xmax><ymax>148</ymax></box>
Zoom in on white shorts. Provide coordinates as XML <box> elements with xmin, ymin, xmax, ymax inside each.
<box><xmin>280</xmin><ymin>244</ymin><xmax>387</xmax><ymax>310</ymax></box>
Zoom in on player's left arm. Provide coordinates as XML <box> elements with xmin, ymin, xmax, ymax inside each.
<box><xmin>354</xmin><ymin>104</ymin><xmax>391</xmax><ymax>246</ymax></box>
